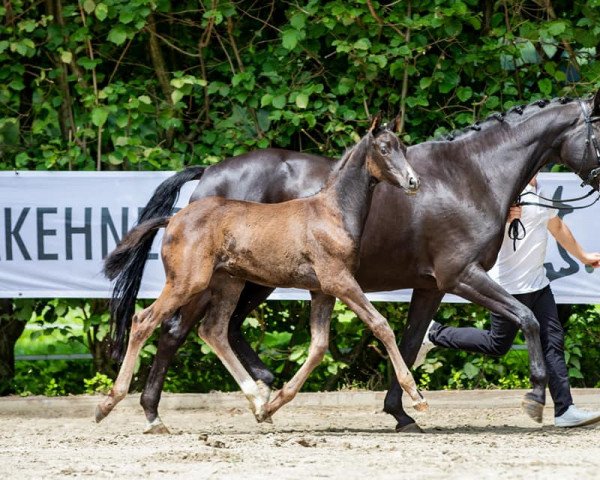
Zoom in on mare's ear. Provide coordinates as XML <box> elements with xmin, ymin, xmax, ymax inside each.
<box><xmin>368</xmin><ymin>112</ymin><xmax>382</xmax><ymax>133</ymax></box>
<box><xmin>593</xmin><ymin>91</ymin><xmax>600</xmax><ymax>116</ymax></box>
<box><xmin>392</xmin><ymin>115</ymin><xmax>403</xmax><ymax>133</ymax></box>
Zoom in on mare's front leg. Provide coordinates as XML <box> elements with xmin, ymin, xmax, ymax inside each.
<box><xmin>321</xmin><ymin>270</ymin><xmax>427</xmax><ymax>412</ymax></box>
<box><xmin>448</xmin><ymin>263</ymin><xmax>547</xmax><ymax>422</ymax></box>
<box><xmin>141</xmin><ymin>291</ymin><xmax>211</xmax><ymax>434</ymax></box>
<box><xmin>383</xmin><ymin>288</ymin><xmax>444</xmax><ymax>433</ymax></box>
<box><xmin>265</xmin><ymin>291</ymin><xmax>335</xmax><ymax>419</ymax></box>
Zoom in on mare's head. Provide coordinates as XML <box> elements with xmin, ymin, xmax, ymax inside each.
<box><xmin>558</xmin><ymin>91</ymin><xmax>600</xmax><ymax>190</ymax></box>
<box><xmin>365</xmin><ymin>114</ymin><xmax>420</xmax><ymax>194</ymax></box>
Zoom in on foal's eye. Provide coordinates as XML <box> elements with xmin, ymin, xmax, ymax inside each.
<box><xmin>378</xmin><ymin>144</ymin><xmax>388</xmax><ymax>154</ymax></box>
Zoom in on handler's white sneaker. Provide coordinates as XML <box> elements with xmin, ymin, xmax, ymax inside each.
<box><xmin>413</xmin><ymin>321</ymin><xmax>437</xmax><ymax>369</ymax></box>
<box><xmin>555</xmin><ymin>405</ymin><xmax>600</xmax><ymax>428</ymax></box>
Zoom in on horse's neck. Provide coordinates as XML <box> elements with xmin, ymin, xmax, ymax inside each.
<box><xmin>425</xmin><ymin>103</ymin><xmax>579</xmax><ymax>211</ymax></box>
<box><xmin>321</xmin><ymin>152</ymin><xmax>373</xmax><ymax>244</ymax></box>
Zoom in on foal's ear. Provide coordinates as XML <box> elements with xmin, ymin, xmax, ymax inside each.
<box><xmin>392</xmin><ymin>115</ymin><xmax>403</xmax><ymax>133</ymax></box>
<box><xmin>368</xmin><ymin>112</ymin><xmax>382</xmax><ymax>133</ymax></box>
<box><xmin>593</xmin><ymin>90</ymin><xmax>600</xmax><ymax>115</ymax></box>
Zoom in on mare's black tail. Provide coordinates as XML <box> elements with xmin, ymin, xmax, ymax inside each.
<box><xmin>105</xmin><ymin>166</ymin><xmax>205</xmax><ymax>361</ymax></box>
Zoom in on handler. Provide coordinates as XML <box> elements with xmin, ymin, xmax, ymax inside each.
<box><xmin>415</xmin><ymin>175</ymin><xmax>600</xmax><ymax>428</ymax></box>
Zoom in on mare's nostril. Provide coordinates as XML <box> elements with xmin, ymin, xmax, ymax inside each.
<box><xmin>409</xmin><ymin>176</ymin><xmax>418</xmax><ymax>189</ymax></box>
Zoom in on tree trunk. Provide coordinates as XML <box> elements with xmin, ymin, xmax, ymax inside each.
<box><xmin>0</xmin><ymin>300</ymin><xmax>26</xmax><ymax>395</ymax></box>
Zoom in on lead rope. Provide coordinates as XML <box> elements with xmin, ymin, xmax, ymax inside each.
<box><xmin>508</xmin><ymin>194</ymin><xmax>526</xmax><ymax>252</ymax></box>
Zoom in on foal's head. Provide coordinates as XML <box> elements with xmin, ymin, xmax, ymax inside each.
<box><xmin>365</xmin><ymin>114</ymin><xmax>420</xmax><ymax>194</ymax></box>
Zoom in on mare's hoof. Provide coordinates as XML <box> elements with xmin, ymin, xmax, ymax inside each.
<box><xmin>395</xmin><ymin>422</ymin><xmax>424</xmax><ymax>434</ymax></box>
<box><xmin>521</xmin><ymin>397</ymin><xmax>544</xmax><ymax>423</ymax></box>
<box><xmin>412</xmin><ymin>399</ymin><xmax>429</xmax><ymax>412</ymax></box>
<box><xmin>144</xmin><ymin>419</ymin><xmax>171</xmax><ymax>434</ymax></box>
<box><xmin>95</xmin><ymin>404</ymin><xmax>109</xmax><ymax>423</ymax></box>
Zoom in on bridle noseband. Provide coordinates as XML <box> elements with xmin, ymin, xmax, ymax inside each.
<box><xmin>578</xmin><ymin>101</ymin><xmax>600</xmax><ymax>187</ymax></box>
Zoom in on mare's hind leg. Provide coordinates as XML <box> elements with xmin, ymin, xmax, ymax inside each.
<box><xmin>384</xmin><ymin>288</ymin><xmax>444</xmax><ymax>433</ymax></box>
<box><xmin>320</xmin><ymin>269</ymin><xmax>427</xmax><ymax>412</ymax></box>
<box><xmin>198</xmin><ymin>275</ymin><xmax>271</xmax><ymax>422</ymax></box>
<box><xmin>448</xmin><ymin>263</ymin><xmax>547</xmax><ymax>422</ymax></box>
<box><xmin>265</xmin><ymin>292</ymin><xmax>335</xmax><ymax>419</ymax></box>
<box><xmin>141</xmin><ymin>291</ymin><xmax>211</xmax><ymax>434</ymax></box>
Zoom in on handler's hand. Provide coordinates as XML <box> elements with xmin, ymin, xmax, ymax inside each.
<box><xmin>507</xmin><ymin>205</ymin><xmax>522</xmax><ymax>223</ymax></box>
<box><xmin>581</xmin><ymin>252</ymin><xmax>600</xmax><ymax>268</ymax></box>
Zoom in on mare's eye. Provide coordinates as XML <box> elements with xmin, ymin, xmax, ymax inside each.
<box><xmin>378</xmin><ymin>144</ymin><xmax>388</xmax><ymax>155</ymax></box>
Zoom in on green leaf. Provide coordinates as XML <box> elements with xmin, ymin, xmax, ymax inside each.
<box><xmin>138</xmin><ymin>95</ymin><xmax>152</xmax><ymax>105</ymax></box>
<box><xmin>272</xmin><ymin>94</ymin><xmax>286</xmax><ymax>109</ymax></box>
<box><xmin>83</xmin><ymin>0</ymin><xmax>96</xmax><ymax>14</ymax></box>
<box><xmin>91</xmin><ymin>107</ymin><xmax>109</xmax><ymax>127</ymax></box>
<box><xmin>295</xmin><ymin>92</ymin><xmax>309</xmax><ymax>109</ymax></box>
<box><xmin>95</xmin><ymin>3</ymin><xmax>108</xmax><ymax>21</ymax></box>
<box><xmin>538</xmin><ymin>78</ymin><xmax>552</xmax><ymax>96</ymax></box>
<box><xmin>353</xmin><ymin>38</ymin><xmax>371</xmax><ymax>50</ymax></box>
<box><xmin>463</xmin><ymin>362</ymin><xmax>479</xmax><ymax>379</ymax></box>
<box><xmin>419</xmin><ymin>77</ymin><xmax>432</xmax><ymax>89</ymax></box>
<box><xmin>290</xmin><ymin>13</ymin><xmax>306</xmax><ymax>30</ymax></box>
<box><xmin>282</xmin><ymin>28</ymin><xmax>300</xmax><ymax>50</ymax></box>
<box><xmin>60</xmin><ymin>50</ymin><xmax>72</xmax><ymax>64</ymax></box>
<box><xmin>119</xmin><ymin>9</ymin><xmax>135</xmax><ymax>24</ymax></box>
<box><xmin>108</xmin><ymin>25</ymin><xmax>127</xmax><ymax>45</ymax></box>
<box><xmin>456</xmin><ymin>86</ymin><xmax>473</xmax><ymax>102</ymax></box>
<box><xmin>547</xmin><ymin>21</ymin><xmax>565</xmax><ymax>36</ymax></box>
<box><xmin>261</xmin><ymin>93</ymin><xmax>273</xmax><ymax>107</ymax></box>
<box><xmin>171</xmin><ymin>89</ymin><xmax>184</xmax><ymax>104</ymax></box>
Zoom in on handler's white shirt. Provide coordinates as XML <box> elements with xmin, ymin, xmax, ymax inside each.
<box><xmin>488</xmin><ymin>184</ymin><xmax>558</xmax><ymax>294</ymax></box>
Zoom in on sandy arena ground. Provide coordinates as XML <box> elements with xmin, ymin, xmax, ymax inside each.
<box><xmin>1</xmin><ymin>389</ymin><xmax>599</xmax><ymax>479</ymax></box>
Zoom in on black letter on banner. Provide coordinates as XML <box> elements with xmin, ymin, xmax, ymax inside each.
<box><xmin>5</xmin><ymin>208</ymin><xmax>31</xmax><ymax>260</ymax></box>
<box><xmin>65</xmin><ymin>207</ymin><xmax>92</xmax><ymax>260</ymax></box>
<box><xmin>101</xmin><ymin>207</ymin><xmax>129</xmax><ymax>259</ymax></box>
<box><xmin>37</xmin><ymin>208</ymin><xmax>58</xmax><ymax>260</ymax></box>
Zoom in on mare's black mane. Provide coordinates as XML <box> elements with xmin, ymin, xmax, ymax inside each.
<box><xmin>438</xmin><ymin>96</ymin><xmax>578</xmax><ymax>142</ymax></box>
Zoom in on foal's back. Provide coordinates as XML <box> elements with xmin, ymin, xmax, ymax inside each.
<box><xmin>163</xmin><ymin>193</ymin><xmax>353</xmax><ymax>291</ymax></box>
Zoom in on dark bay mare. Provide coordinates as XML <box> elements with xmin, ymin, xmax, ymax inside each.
<box><xmin>99</xmin><ymin>120</ymin><xmax>425</xmax><ymax>425</ymax></box>
<box><xmin>108</xmin><ymin>95</ymin><xmax>600</xmax><ymax>434</ymax></box>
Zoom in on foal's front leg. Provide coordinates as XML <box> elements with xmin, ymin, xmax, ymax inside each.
<box><xmin>321</xmin><ymin>270</ymin><xmax>428</xmax><ymax>412</ymax></box>
<box><xmin>265</xmin><ymin>291</ymin><xmax>335</xmax><ymax>419</ymax></box>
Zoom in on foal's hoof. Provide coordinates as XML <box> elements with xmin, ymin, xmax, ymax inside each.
<box><xmin>253</xmin><ymin>406</ymin><xmax>273</xmax><ymax>424</ymax></box>
<box><xmin>396</xmin><ymin>422</ymin><xmax>424</xmax><ymax>434</ymax></box>
<box><xmin>412</xmin><ymin>398</ymin><xmax>429</xmax><ymax>412</ymax></box>
<box><xmin>144</xmin><ymin>418</ymin><xmax>171</xmax><ymax>434</ymax></box>
<box><xmin>256</xmin><ymin>380</ymin><xmax>272</xmax><ymax>404</ymax></box>
<box><xmin>521</xmin><ymin>396</ymin><xmax>544</xmax><ymax>423</ymax></box>
<box><xmin>95</xmin><ymin>404</ymin><xmax>110</xmax><ymax>423</ymax></box>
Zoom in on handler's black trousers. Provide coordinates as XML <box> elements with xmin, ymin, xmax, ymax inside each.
<box><xmin>429</xmin><ymin>286</ymin><xmax>572</xmax><ymax>416</ymax></box>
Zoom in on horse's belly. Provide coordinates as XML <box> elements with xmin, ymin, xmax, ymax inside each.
<box><xmin>221</xmin><ymin>254</ymin><xmax>320</xmax><ymax>291</ymax></box>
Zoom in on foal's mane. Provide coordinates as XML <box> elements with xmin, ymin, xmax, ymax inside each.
<box><xmin>436</xmin><ymin>96</ymin><xmax>578</xmax><ymax>143</ymax></box>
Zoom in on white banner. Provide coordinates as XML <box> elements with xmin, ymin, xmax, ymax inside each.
<box><xmin>0</xmin><ymin>171</ymin><xmax>598</xmax><ymax>303</ymax></box>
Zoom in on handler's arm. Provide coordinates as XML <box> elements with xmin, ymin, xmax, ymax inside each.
<box><xmin>547</xmin><ymin>216</ymin><xmax>600</xmax><ymax>268</ymax></box>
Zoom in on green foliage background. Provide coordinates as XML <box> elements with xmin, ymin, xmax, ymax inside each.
<box><xmin>2</xmin><ymin>0</ymin><xmax>600</xmax><ymax>396</ymax></box>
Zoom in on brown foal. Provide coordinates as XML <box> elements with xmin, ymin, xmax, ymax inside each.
<box><xmin>96</xmin><ymin>116</ymin><xmax>426</xmax><ymax>424</ymax></box>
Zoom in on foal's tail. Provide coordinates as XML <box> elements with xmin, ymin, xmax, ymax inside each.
<box><xmin>105</xmin><ymin>166</ymin><xmax>205</xmax><ymax>361</ymax></box>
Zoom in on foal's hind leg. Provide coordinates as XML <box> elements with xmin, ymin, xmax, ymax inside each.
<box><xmin>321</xmin><ymin>269</ymin><xmax>427</xmax><ymax>412</ymax></box>
<box><xmin>198</xmin><ymin>275</ymin><xmax>271</xmax><ymax>422</ymax></box>
<box><xmin>265</xmin><ymin>292</ymin><xmax>335</xmax><ymax>419</ymax></box>
<box><xmin>96</xmin><ymin>283</ymin><xmax>193</xmax><ymax>423</ymax></box>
